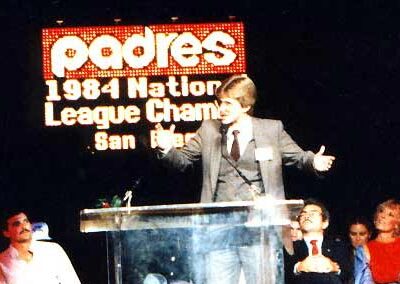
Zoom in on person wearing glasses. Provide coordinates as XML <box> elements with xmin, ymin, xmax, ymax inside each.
<box><xmin>286</xmin><ymin>199</ymin><xmax>352</xmax><ymax>284</ymax></box>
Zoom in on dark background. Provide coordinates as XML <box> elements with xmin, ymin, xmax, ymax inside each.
<box><xmin>1</xmin><ymin>1</ymin><xmax>399</xmax><ymax>283</ymax></box>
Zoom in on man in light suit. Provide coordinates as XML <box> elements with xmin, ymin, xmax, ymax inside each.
<box><xmin>155</xmin><ymin>74</ymin><xmax>335</xmax><ymax>284</ymax></box>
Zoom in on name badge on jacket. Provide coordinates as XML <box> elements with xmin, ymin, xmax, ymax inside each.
<box><xmin>255</xmin><ymin>147</ymin><xmax>273</xmax><ymax>161</ymax></box>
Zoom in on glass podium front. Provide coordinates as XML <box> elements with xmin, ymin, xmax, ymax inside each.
<box><xmin>80</xmin><ymin>199</ymin><xmax>303</xmax><ymax>284</ymax></box>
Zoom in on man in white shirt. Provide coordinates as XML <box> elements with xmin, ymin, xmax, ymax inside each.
<box><xmin>0</xmin><ymin>209</ymin><xmax>81</xmax><ymax>284</ymax></box>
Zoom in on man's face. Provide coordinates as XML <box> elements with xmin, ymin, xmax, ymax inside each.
<box><xmin>218</xmin><ymin>97</ymin><xmax>250</xmax><ymax>125</ymax></box>
<box><xmin>298</xmin><ymin>204</ymin><xmax>328</xmax><ymax>234</ymax></box>
<box><xmin>3</xmin><ymin>213</ymin><xmax>32</xmax><ymax>244</ymax></box>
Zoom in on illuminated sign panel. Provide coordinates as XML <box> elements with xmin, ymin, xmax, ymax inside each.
<box><xmin>41</xmin><ymin>22</ymin><xmax>247</xmax><ymax>151</ymax></box>
<box><xmin>42</xmin><ymin>22</ymin><xmax>246</xmax><ymax>79</ymax></box>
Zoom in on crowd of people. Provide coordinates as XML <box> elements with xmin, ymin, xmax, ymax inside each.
<box><xmin>0</xmin><ymin>74</ymin><xmax>398</xmax><ymax>284</ymax></box>
<box><xmin>287</xmin><ymin>198</ymin><xmax>400</xmax><ymax>284</ymax></box>
<box><xmin>0</xmin><ymin>198</ymin><xmax>398</xmax><ymax>284</ymax></box>
<box><xmin>153</xmin><ymin>74</ymin><xmax>399</xmax><ymax>284</ymax></box>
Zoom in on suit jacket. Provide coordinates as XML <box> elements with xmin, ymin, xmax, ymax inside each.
<box><xmin>161</xmin><ymin>118</ymin><xmax>315</xmax><ymax>202</ymax></box>
<box><xmin>285</xmin><ymin>238</ymin><xmax>353</xmax><ymax>284</ymax></box>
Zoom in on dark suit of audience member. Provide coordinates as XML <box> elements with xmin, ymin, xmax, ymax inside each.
<box><xmin>285</xmin><ymin>199</ymin><xmax>352</xmax><ymax>284</ymax></box>
<box><xmin>286</xmin><ymin>238</ymin><xmax>353</xmax><ymax>284</ymax></box>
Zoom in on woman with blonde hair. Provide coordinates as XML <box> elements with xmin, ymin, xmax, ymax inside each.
<box><xmin>361</xmin><ymin>199</ymin><xmax>400</xmax><ymax>284</ymax></box>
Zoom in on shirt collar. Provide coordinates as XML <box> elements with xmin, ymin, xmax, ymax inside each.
<box><xmin>303</xmin><ymin>235</ymin><xmax>324</xmax><ymax>244</ymax></box>
<box><xmin>8</xmin><ymin>240</ymin><xmax>38</xmax><ymax>259</ymax></box>
<box><xmin>227</xmin><ymin>116</ymin><xmax>253</xmax><ymax>137</ymax></box>
<box><xmin>7</xmin><ymin>245</ymin><xmax>19</xmax><ymax>259</ymax></box>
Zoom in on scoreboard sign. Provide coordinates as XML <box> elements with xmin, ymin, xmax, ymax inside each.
<box><xmin>41</xmin><ymin>22</ymin><xmax>247</xmax><ymax>151</ymax></box>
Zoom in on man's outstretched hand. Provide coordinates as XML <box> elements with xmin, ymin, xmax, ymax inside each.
<box><xmin>154</xmin><ymin>123</ymin><xmax>175</xmax><ymax>151</ymax></box>
<box><xmin>313</xmin><ymin>145</ymin><xmax>335</xmax><ymax>172</ymax></box>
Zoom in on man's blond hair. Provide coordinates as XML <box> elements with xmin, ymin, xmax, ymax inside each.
<box><xmin>215</xmin><ymin>74</ymin><xmax>257</xmax><ymax>114</ymax></box>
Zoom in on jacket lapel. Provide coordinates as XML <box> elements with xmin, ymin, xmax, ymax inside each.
<box><xmin>252</xmin><ymin>118</ymin><xmax>270</xmax><ymax>193</ymax></box>
<box><xmin>209</xmin><ymin>121</ymin><xmax>222</xmax><ymax>197</ymax></box>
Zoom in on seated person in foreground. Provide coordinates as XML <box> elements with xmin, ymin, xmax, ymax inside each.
<box><xmin>0</xmin><ymin>208</ymin><xmax>81</xmax><ymax>284</ymax></box>
<box><xmin>286</xmin><ymin>199</ymin><xmax>353</xmax><ymax>284</ymax></box>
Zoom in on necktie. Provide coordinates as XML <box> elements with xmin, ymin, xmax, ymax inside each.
<box><xmin>310</xmin><ymin>240</ymin><xmax>319</xmax><ymax>255</ymax></box>
<box><xmin>230</xmin><ymin>130</ymin><xmax>240</xmax><ymax>161</ymax></box>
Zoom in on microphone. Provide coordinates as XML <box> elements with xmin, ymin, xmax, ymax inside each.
<box><xmin>219</xmin><ymin>123</ymin><xmax>228</xmax><ymax>136</ymax></box>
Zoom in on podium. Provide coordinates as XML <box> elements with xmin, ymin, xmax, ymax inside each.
<box><xmin>80</xmin><ymin>199</ymin><xmax>303</xmax><ymax>284</ymax></box>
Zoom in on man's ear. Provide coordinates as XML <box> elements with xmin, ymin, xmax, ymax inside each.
<box><xmin>242</xmin><ymin>105</ymin><xmax>251</xmax><ymax>113</ymax></box>
<box><xmin>322</xmin><ymin>220</ymin><xmax>329</xmax><ymax>230</ymax></box>
<box><xmin>2</xmin><ymin>230</ymin><xmax>10</xmax><ymax>238</ymax></box>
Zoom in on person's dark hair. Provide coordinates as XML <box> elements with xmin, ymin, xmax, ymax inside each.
<box><xmin>346</xmin><ymin>215</ymin><xmax>373</xmax><ymax>234</ymax></box>
<box><xmin>0</xmin><ymin>208</ymin><xmax>28</xmax><ymax>231</ymax></box>
<box><xmin>302</xmin><ymin>198</ymin><xmax>330</xmax><ymax>222</ymax></box>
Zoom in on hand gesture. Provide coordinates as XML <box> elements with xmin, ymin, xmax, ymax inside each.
<box><xmin>313</xmin><ymin>255</ymin><xmax>340</xmax><ymax>273</ymax></box>
<box><xmin>297</xmin><ymin>255</ymin><xmax>340</xmax><ymax>273</ymax></box>
<box><xmin>297</xmin><ymin>255</ymin><xmax>318</xmax><ymax>273</ymax></box>
<box><xmin>154</xmin><ymin>123</ymin><xmax>175</xmax><ymax>151</ymax></box>
<box><xmin>313</xmin><ymin>145</ymin><xmax>335</xmax><ymax>172</ymax></box>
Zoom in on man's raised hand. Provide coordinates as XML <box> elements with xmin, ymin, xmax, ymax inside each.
<box><xmin>154</xmin><ymin>123</ymin><xmax>175</xmax><ymax>151</ymax></box>
<box><xmin>313</xmin><ymin>145</ymin><xmax>336</xmax><ymax>172</ymax></box>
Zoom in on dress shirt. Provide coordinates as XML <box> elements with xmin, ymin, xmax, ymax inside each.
<box><xmin>294</xmin><ymin>235</ymin><xmax>324</xmax><ymax>274</ymax></box>
<box><xmin>226</xmin><ymin>117</ymin><xmax>253</xmax><ymax>156</ymax></box>
<box><xmin>303</xmin><ymin>235</ymin><xmax>324</xmax><ymax>256</ymax></box>
<box><xmin>0</xmin><ymin>241</ymin><xmax>81</xmax><ymax>284</ymax></box>
<box><xmin>294</xmin><ymin>236</ymin><xmax>342</xmax><ymax>276</ymax></box>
